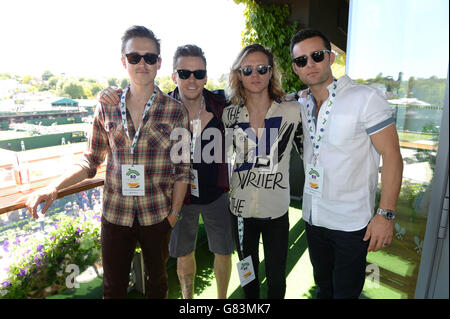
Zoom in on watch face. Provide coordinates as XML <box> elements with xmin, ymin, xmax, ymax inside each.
<box><xmin>386</xmin><ymin>211</ymin><xmax>394</xmax><ymax>219</ymax></box>
<box><xmin>377</xmin><ymin>208</ymin><xmax>395</xmax><ymax>220</ymax></box>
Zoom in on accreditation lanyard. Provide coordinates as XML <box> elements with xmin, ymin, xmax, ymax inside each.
<box><xmin>189</xmin><ymin>96</ymin><xmax>205</xmax><ymax>198</ymax></box>
<box><xmin>237</xmin><ymin>215</ymin><xmax>244</xmax><ymax>258</ymax></box>
<box><xmin>305</xmin><ymin>78</ymin><xmax>337</xmax><ymax>165</ymax></box>
<box><xmin>235</xmin><ymin>214</ymin><xmax>256</xmax><ymax>287</ymax></box>
<box><xmin>190</xmin><ymin>96</ymin><xmax>205</xmax><ymax>161</ymax></box>
<box><xmin>120</xmin><ymin>86</ymin><xmax>157</xmax><ymax>155</ymax></box>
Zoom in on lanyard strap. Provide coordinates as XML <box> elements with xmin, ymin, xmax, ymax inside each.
<box><xmin>305</xmin><ymin>78</ymin><xmax>337</xmax><ymax>165</ymax></box>
<box><xmin>237</xmin><ymin>215</ymin><xmax>244</xmax><ymax>259</ymax></box>
<box><xmin>190</xmin><ymin>96</ymin><xmax>205</xmax><ymax>161</ymax></box>
<box><xmin>120</xmin><ymin>86</ymin><xmax>157</xmax><ymax>155</ymax></box>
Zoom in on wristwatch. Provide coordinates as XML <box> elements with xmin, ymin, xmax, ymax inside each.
<box><xmin>170</xmin><ymin>210</ymin><xmax>181</xmax><ymax>219</ymax></box>
<box><xmin>376</xmin><ymin>208</ymin><xmax>395</xmax><ymax>220</ymax></box>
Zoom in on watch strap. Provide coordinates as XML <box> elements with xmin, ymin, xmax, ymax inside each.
<box><xmin>376</xmin><ymin>208</ymin><xmax>395</xmax><ymax>220</ymax></box>
<box><xmin>170</xmin><ymin>210</ymin><xmax>181</xmax><ymax>219</ymax></box>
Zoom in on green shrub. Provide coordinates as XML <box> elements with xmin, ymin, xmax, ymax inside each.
<box><xmin>0</xmin><ymin>215</ymin><xmax>101</xmax><ymax>299</ymax></box>
<box><xmin>235</xmin><ymin>0</ymin><xmax>301</xmax><ymax>93</ymax></box>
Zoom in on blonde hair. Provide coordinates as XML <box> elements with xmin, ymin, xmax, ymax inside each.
<box><xmin>228</xmin><ymin>43</ymin><xmax>285</xmax><ymax>106</ymax></box>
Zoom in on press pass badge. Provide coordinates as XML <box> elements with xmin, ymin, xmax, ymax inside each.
<box><xmin>304</xmin><ymin>163</ymin><xmax>324</xmax><ymax>198</ymax></box>
<box><xmin>236</xmin><ymin>255</ymin><xmax>256</xmax><ymax>287</ymax></box>
<box><xmin>122</xmin><ymin>165</ymin><xmax>145</xmax><ymax>196</ymax></box>
<box><xmin>190</xmin><ymin>168</ymin><xmax>199</xmax><ymax>197</ymax></box>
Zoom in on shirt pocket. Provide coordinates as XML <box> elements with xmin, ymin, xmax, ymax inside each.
<box><xmin>327</xmin><ymin>114</ymin><xmax>357</xmax><ymax>146</ymax></box>
<box><xmin>105</xmin><ymin>121</ymin><xmax>126</xmax><ymax>150</ymax></box>
<box><xmin>146</xmin><ymin>123</ymin><xmax>172</xmax><ymax>150</ymax></box>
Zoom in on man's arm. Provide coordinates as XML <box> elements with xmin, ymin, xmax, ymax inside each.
<box><xmin>363</xmin><ymin>124</ymin><xmax>403</xmax><ymax>251</ymax></box>
<box><xmin>26</xmin><ymin>103</ymin><xmax>109</xmax><ymax>219</ymax></box>
<box><xmin>167</xmin><ymin>104</ymin><xmax>191</xmax><ymax>227</ymax></box>
<box><xmin>167</xmin><ymin>181</ymin><xmax>189</xmax><ymax>227</ymax></box>
<box><xmin>25</xmin><ymin>165</ymin><xmax>90</xmax><ymax>219</ymax></box>
<box><xmin>373</xmin><ymin>125</ymin><xmax>403</xmax><ymax>211</ymax></box>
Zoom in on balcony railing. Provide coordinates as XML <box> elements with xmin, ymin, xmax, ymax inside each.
<box><xmin>0</xmin><ymin>143</ymin><xmax>105</xmax><ymax>215</ymax></box>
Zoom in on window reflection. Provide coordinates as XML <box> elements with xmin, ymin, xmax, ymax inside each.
<box><xmin>348</xmin><ymin>0</ymin><xmax>448</xmax><ymax>298</ymax></box>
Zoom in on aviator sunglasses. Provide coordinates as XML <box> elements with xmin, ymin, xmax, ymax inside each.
<box><xmin>124</xmin><ymin>52</ymin><xmax>160</xmax><ymax>65</ymax></box>
<box><xmin>239</xmin><ymin>65</ymin><xmax>271</xmax><ymax>76</ymax></box>
<box><xmin>292</xmin><ymin>49</ymin><xmax>331</xmax><ymax>68</ymax></box>
<box><xmin>176</xmin><ymin>69</ymin><xmax>207</xmax><ymax>80</ymax></box>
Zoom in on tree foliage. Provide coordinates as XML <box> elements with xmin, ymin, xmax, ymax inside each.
<box><xmin>155</xmin><ymin>76</ymin><xmax>176</xmax><ymax>93</ymax></box>
<box><xmin>41</xmin><ymin>70</ymin><xmax>53</xmax><ymax>81</ymax></box>
<box><xmin>21</xmin><ymin>75</ymin><xmax>33</xmax><ymax>84</ymax></box>
<box><xmin>357</xmin><ymin>73</ymin><xmax>446</xmax><ymax>106</ymax></box>
<box><xmin>120</xmin><ymin>78</ymin><xmax>129</xmax><ymax>89</ymax></box>
<box><xmin>107</xmin><ymin>77</ymin><xmax>118</xmax><ymax>87</ymax></box>
<box><xmin>234</xmin><ymin>0</ymin><xmax>301</xmax><ymax>93</ymax></box>
<box><xmin>5</xmin><ymin>72</ymin><xmax>109</xmax><ymax>100</ymax></box>
<box><xmin>62</xmin><ymin>81</ymin><xmax>86</xmax><ymax>99</ymax></box>
<box><xmin>0</xmin><ymin>73</ymin><xmax>13</xmax><ymax>79</ymax></box>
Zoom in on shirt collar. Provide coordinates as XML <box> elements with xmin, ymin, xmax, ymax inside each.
<box><xmin>305</xmin><ymin>76</ymin><xmax>340</xmax><ymax>99</ymax></box>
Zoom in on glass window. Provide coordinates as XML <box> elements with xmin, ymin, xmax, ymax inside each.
<box><xmin>347</xmin><ymin>0</ymin><xmax>449</xmax><ymax>298</ymax></box>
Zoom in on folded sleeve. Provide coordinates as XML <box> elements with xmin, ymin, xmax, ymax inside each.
<box><xmin>363</xmin><ymin>89</ymin><xmax>395</xmax><ymax>135</ymax></box>
<box><xmin>77</xmin><ymin>103</ymin><xmax>109</xmax><ymax>178</ymax></box>
<box><xmin>171</xmin><ymin>106</ymin><xmax>191</xmax><ymax>184</ymax></box>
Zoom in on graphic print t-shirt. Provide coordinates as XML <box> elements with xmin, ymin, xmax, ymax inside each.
<box><xmin>222</xmin><ymin>99</ymin><xmax>303</xmax><ymax>219</ymax></box>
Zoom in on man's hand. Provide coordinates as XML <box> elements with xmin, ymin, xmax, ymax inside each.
<box><xmin>299</xmin><ymin>89</ymin><xmax>308</xmax><ymax>98</ymax></box>
<box><xmin>97</xmin><ymin>87</ymin><xmax>122</xmax><ymax>105</ymax></box>
<box><xmin>167</xmin><ymin>213</ymin><xmax>178</xmax><ymax>228</ymax></box>
<box><xmin>363</xmin><ymin>214</ymin><xmax>394</xmax><ymax>252</ymax></box>
<box><xmin>25</xmin><ymin>186</ymin><xmax>58</xmax><ymax>219</ymax></box>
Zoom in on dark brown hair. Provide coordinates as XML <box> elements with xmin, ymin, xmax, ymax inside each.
<box><xmin>121</xmin><ymin>25</ymin><xmax>160</xmax><ymax>55</ymax></box>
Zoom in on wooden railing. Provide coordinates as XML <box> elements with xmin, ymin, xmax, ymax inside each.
<box><xmin>0</xmin><ymin>143</ymin><xmax>105</xmax><ymax>215</ymax></box>
<box><xmin>399</xmin><ymin>141</ymin><xmax>438</xmax><ymax>151</ymax></box>
<box><xmin>0</xmin><ymin>168</ymin><xmax>105</xmax><ymax>215</ymax></box>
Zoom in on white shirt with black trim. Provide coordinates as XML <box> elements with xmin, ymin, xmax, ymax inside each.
<box><xmin>298</xmin><ymin>75</ymin><xmax>395</xmax><ymax>232</ymax></box>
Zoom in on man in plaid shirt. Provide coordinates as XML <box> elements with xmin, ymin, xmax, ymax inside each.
<box><xmin>25</xmin><ymin>25</ymin><xmax>190</xmax><ymax>298</ymax></box>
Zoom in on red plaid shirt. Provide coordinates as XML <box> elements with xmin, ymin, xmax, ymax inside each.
<box><xmin>78</xmin><ymin>86</ymin><xmax>190</xmax><ymax>227</ymax></box>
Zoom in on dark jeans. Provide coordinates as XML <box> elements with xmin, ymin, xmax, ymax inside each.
<box><xmin>101</xmin><ymin>215</ymin><xmax>172</xmax><ymax>299</ymax></box>
<box><xmin>230</xmin><ymin>211</ymin><xmax>289</xmax><ymax>299</ymax></box>
<box><xmin>305</xmin><ymin>222</ymin><xmax>369</xmax><ymax>299</ymax></box>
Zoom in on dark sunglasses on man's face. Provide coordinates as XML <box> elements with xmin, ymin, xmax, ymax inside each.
<box><xmin>124</xmin><ymin>52</ymin><xmax>160</xmax><ymax>65</ymax></box>
<box><xmin>176</xmin><ymin>69</ymin><xmax>207</xmax><ymax>80</ymax></box>
<box><xmin>239</xmin><ymin>65</ymin><xmax>271</xmax><ymax>77</ymax></box>
<box><xmin>292</xmin><ymin>50</ymin><xmax>331</xmax><ymax>68</ymax></box>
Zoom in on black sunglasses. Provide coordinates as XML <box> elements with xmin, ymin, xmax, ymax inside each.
<box><xmin>239</xmin><ymin>65</ymin><xmax>271</xmax><ymax>76</ymax></box>
<box><xmin>292</xmin><ymin>50</ymin><xmax>331</xmax><ymax>68</ymax></box>
<box><xmin>124</xmin><ymin>52</ymin><xmax>160</xmax><ymax>65</ymax></box>
<box><xmin>176</xmin><ymin>69</ymin><xmax>207</xmax><ymax>80</ymax></box>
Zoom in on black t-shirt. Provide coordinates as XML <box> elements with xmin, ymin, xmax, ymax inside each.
<box><xmin>190</xmin><ymin>114</ymin><xmax>224</xmax><ymax>205</ymax></box>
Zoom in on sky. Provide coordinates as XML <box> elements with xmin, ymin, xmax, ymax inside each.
<box><xmin>0</xmin><ymin>0</ymin><xmax>246</xmax><ymax>81</ymax></box>
<box><xmin>1</xmin><ymin>0</ymin><xmax>448</xmax><ymax>83</ymax></box>
<box><xmin>346</xmin><ymin>0</ymin><xmax>449</xmax><ymax>80</ymax></box>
